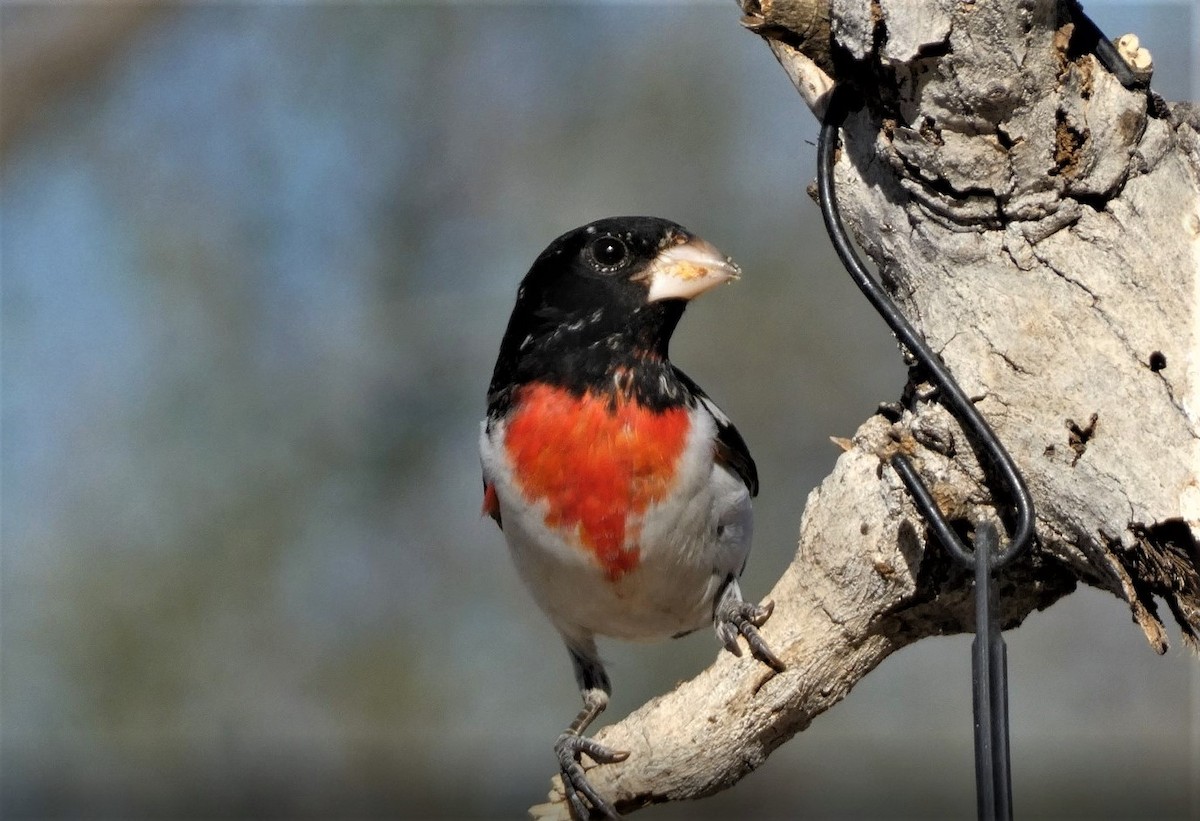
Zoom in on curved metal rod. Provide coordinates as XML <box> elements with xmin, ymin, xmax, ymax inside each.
<box><xmin>816</xmin><ymin>87</ymin><xmax>1035</xmax><ymax>569</ymax></box>
<box><xmin>1067</xmin><ymin>0</ymin><xmax>1145</xmax><ymax>90</ymax></box>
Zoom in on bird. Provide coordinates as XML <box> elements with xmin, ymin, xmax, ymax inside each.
<box><xmin>479</xmin><ymin>216</ymin><xmax>784</xmax><ymax>819</ymax></box>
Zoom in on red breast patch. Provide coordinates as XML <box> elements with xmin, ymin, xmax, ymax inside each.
<box><xmin>482</xmin><ymin>482</ymin><xmax>501</xmax><ymax>526</ymax></box>
<box><xmin>504</xmin><ymin>382</ymin><xmax>689</xmax><ymax>581</ymax></box>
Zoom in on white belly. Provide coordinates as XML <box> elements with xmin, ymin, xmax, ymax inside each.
<box><xmin>479</xmin><ymin>408</ymin><xmax>753</xmax><ymax>645</ymax></box>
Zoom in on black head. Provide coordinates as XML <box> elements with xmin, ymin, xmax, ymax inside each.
<box><xmin>487</xmin><ymin>216</ymin><xmax>740</xmax><ymax>411</ymax></box>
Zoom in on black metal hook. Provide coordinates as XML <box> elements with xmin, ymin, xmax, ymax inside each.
<box><xmin>812</xmin><ymin>11</ymin><xmax>1143</xmax><ymax>819</ymax></box>
<box><xmin>971</xmin><ymin>521</ymin><xmax>1013</xmax><ymax>821</ymax></box>
<box><xmin>1067</xmin><ymin>0</ymin><xmax>1147</xmax><ymax>91</ymax></box>
<box><xmin>816</xmin><ymin>87</ymin><xmax>1036</xmax><ymax>571</ymax></box>
<box><xmin>816</xmin><ymin>85</ymin><xmax>1033</xmax><ymax>821</ymax></box>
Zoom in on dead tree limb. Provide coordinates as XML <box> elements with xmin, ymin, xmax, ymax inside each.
<box><xmin>0</xmin><ymin>6</ymin><xmax>166</xmax><ymax>153</ymax></box>
<box><xmin>532</xmin><ymin>0</ymin><xmax>1200</xmax><ymax>815</ymax></box>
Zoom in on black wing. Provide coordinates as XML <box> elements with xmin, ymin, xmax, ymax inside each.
<box><xmin>672</xmin><ymin>366</ymin><xmax>759</xmax><ymax>497</ymax></box>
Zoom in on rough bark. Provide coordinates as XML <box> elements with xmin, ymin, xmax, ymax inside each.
<box><xmin>532</xmin><ymin>0</ymin><xmax>1200</xmax><ymax>815</ymax></box>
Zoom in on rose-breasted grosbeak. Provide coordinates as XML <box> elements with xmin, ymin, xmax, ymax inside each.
<box><xmin>480</xmin><ymin>216</ymin><xmax>783</xmax><ymax>819</ymax></box>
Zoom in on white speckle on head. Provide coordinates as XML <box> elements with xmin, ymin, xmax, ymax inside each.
<box><xmin>520</xmin><ymin>334</ymin><xmax>534</xmax><ymax>351</ymax></box>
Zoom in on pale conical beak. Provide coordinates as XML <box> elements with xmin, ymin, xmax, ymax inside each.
<box><xmin>644</xmin><ymin>236</ymin><xmax>742</xmax><ymax>303</ymax></box>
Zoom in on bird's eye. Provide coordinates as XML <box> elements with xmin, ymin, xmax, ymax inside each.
<box><xmin>588</xmin><ymin>236</ymin><xmax>629</xmax><ymax>270</ymax></box>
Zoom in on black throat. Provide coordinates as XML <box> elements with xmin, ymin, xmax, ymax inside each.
<box><xmin>487</xmin><ymin>299</ymin><xmax>689</xmax><ymax>417</ymax></box>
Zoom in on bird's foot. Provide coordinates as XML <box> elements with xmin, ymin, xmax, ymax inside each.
<box><xmin>715</xmin><ymin>594</ymin><xmax>786</xmax><ymax>673</ymax></box>
<box><xmin>555</xmin><ymin>732</ymin><xmax>629</xmax><ymax>820</ymax></box>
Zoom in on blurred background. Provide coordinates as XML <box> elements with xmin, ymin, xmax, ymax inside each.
<box><xmin>1</xmin><ymin>3</ymin><xmax>1197</xmax><ymax>819</ymax></box>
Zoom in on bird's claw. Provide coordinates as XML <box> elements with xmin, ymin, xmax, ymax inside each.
<box><xmin>555</xmin><ymin>732</ymin><xmax>629</xmax><ymax>820</ymax></box>
<box><xmin>716</xmin><ymin>597</ymin><xmax>786</xmax><ymax>673</ymax></box>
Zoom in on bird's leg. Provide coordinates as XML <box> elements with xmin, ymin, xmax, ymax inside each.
<box><xmin>713</xmin><ymin>575</ymin><xmax>786</xmax><ymax>673</ymax></box>
<box><xmin>555</xmin><ymin>640</ymin><xmax>629</xmax><ymax>820</ymax></box>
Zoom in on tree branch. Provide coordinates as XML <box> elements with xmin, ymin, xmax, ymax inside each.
<box><xmin>532</xmin><ymin>0</ymin><xmax>1200</xmax><ymax>815</ymax></box>
<box><xmin>0</xmin><ymin>6</ymin><xmax>166</xmax><ymax>153</ymax></box>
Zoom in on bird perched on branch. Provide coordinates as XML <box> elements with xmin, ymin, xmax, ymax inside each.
<box><xmin>480</xmin><ymin>216</ymin><xmax>784</xmax><ymax>818</ymax></box>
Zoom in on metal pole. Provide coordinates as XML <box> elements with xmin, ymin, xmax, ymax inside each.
<box><xmin>972</xmin><ymin>523</ymin><xmax>1012</xmax><ymax>821</ymax></box>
